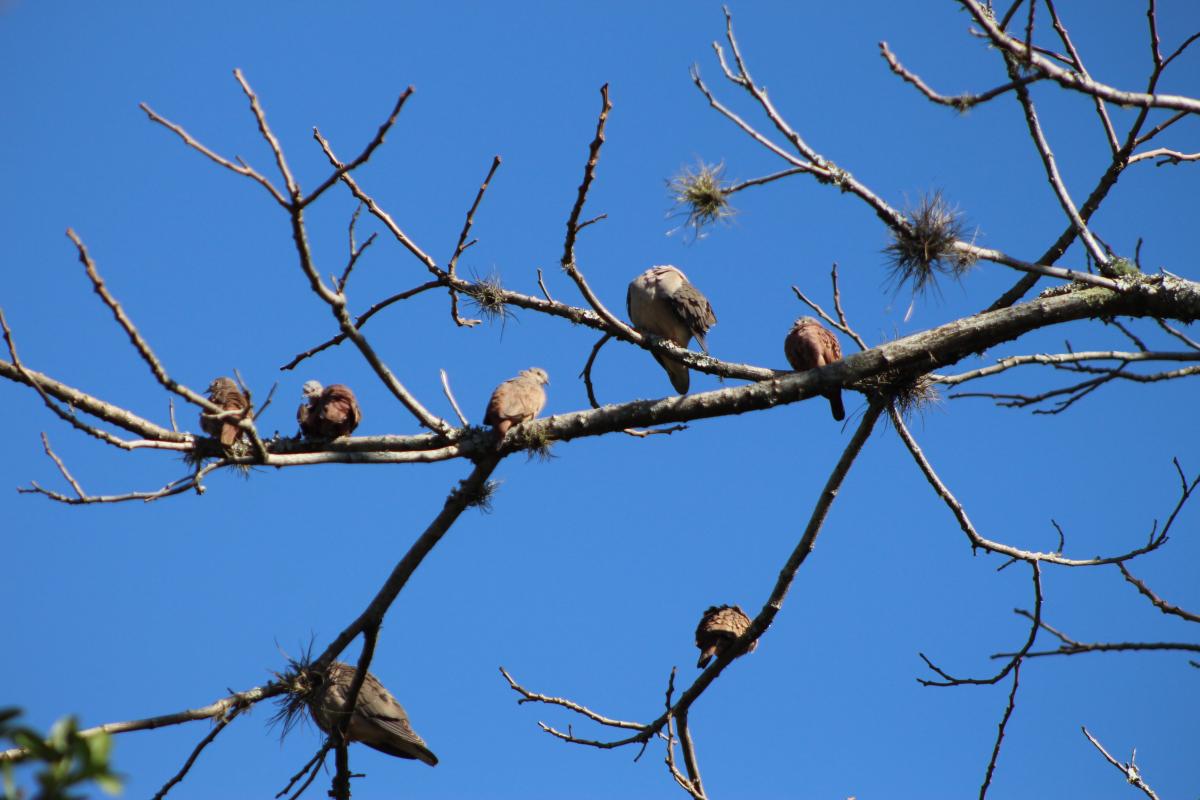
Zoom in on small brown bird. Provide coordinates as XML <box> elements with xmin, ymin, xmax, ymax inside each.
<box><xmin>626</xmin><ymin>265</ymin><xmax>717</xmax><ymax>394</ymax></box>
<box><xmin>200</xmin><ymin>376</ymin><xmax>250</xmax><ymax>446</ymax></box>
<box><xmin>297</xmin><ymin>380</ymin><xmax>362</xmax><ymax>439</ymax></box>
<box><xmin>784</xmin><ymin>317</ymin><xmax>845</xmax><ymax>421</ymax></box>
<box><xmin>306</xmin><ymin>661</ymin><xmax>438</xmax><ymax>766</ymax></box>
<box><xmin>695</xmin><ymin>604</ymin><xmax>756</xmax><ymax>669</ymax></box>
<box><xmin>483</xmin><ymin>367</ymin><xmax>549</xmax><ymax>449</ymax></box>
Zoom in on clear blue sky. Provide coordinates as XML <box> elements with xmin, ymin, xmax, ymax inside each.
<box><xmin>2</xmin><ymin>2</ymin><xmax>1198</xmax><ymax>798</ymax></box>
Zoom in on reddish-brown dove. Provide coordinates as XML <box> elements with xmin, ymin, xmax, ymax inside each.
<box><xmin>695</xmin><ymin>604</ymin><xmax>756</xmax><ymax>668</ymax></box>
<box><xmin>626</xmin><ymin>265</ymin><xmax>716</xmax><ymax>394</ymax></box>
<box><xmin>306</xmin><ymin>661</ymin><xmax>438</xmax><ymax>766</ymax></box>
<box><xmin>297</xmin><ymin>380</ymin><xmax>362</xmax><ymax>439</ymax></box>
<box><xmin>784</xmin><ymin>317</ymin><xmax>845</xmax><ymax>421</ymax></box>
<box><xmin>200</xmin><ymin>376</ymin><xmax>250</xmax><ymax>446</ymax></box>
<box><xmin>483</xmin><ymin>368</ymin><xmax>549</xmax><ymax>449</ymax></box>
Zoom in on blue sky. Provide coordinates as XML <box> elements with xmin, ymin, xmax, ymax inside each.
<box><xmin>2</xmin><ymin>1</ymin><xmax>1198</xmax><ymax>798</ymax></box>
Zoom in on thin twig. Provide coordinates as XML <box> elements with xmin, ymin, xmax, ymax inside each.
<box><xmin>151</xmin><ymin>705</ymin><xmax>245</xmax><ymax>800</ymax></box>
<box><xmin>558</xmin><ymin>84</ymin><xmax>636</xmax><ymax>337</ymax></box>
<box><xmin>960</xmin><ymin>0</ymin><xmax>1200</xmax><ymax>114</ymax></box>
<box><xmin>1081</xmin><ymin>727</ymin><xmax>1161</xmax><ymax>800</ymax></box>
<box><xmin>330</xmin><ymin>625</ymin><xmax>378</xmax><ymax>800</ymax></box>
<box><xmin>302</xmin><ymin>87</ymin><xmax>415</xmax><ymax>208</ymax></box>
<box><xmin>446</xmin><ymin>156</ymin><xmax>502</xmax><ymax>327</ymax></box>
<box><xmin>993</xmin><ymin>610</ymin><xmax>1200</xmax><ymax>659</ymax></box>
<box><xmin>939</xmin><ymin>349</ymin><xmax>1200</xmax><ymax>386</ymax></box>
<box><xmin>879</xmin><ymin>41</ymin><xmax>1042</xmax><ymax>110</ymax></box>
<box><xmin>65</xmin><ymin>230</ymin><xmax>227</xmax><ymax>419</ymax></box>
<box><xmin>139</xmin><ymin>102</ymin><xmax>287</xmax><ymax>206</ymax></box>
<box><xmin>313</xmin><ymin>456</ymin><xmax>501</xmax><ymax>670</ymax></box>
<box><xmin>920</xmin><ymin>562</ymin><xmax>1043</xmax><ymax>686</ymax></box>
<box><xmin>890</xmin><ymin>406</ymin><xmax>1169</xmax><ymax>566</ymax></box>
<box><xmin>536</xmin><ymin>268</ymin><xmax>554</xmax><ymax>302</ymax></box>
<box><xmin>440</xmin><ymin>369</ymin><xmax>469</xmax><ymax>427</ymax></box>
<box><xmin>499</xmin><ymin>667</ymin><xmax>647</xmax><ymax>731</ymax></box>
<box><xmin>275</xmin><ymin>744</ymin><xmax>332</xmax><ymax>800</ymax></box>
<box><xmin>280</xmin><ymin>279</ymin><xmax>445</xmax><ymax>371</ymax></box>
<box><xmin>1117</xmin><ymin>562</ymin><xmax>1200</xmax><ymax>623</ymax></box>
<box><xmin>38</xmin><ymin>433</ymin><xmax>84</xmax><ymax>499</ymax></box>
<box><xmin>0</xmin><ymin>309</ymin><xmax>152</xmax><ymax>451</ymax></box>
<box><xmin>0</xmin><ymin>684</ymin><xmax>283</xmax><ymax>763</ymax></box>
<box><xmin>978</xmin><ymin>661</ymin><xmax>1022</xmax><ymax>800</ymax></box>
<box><xmin>233</xmin><ymin>69</ymin><xmax>299</xmax><ymax>200</ymax></box>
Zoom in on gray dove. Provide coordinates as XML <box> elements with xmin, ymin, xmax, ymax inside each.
<box><xmin>297</xmin><ymin>380</ymin><xmax>362</xmax><ymax>439</ymax></box>
<box><xmin>695</xmin><ymin>604</ymin><xmax>756</xmax><ymax>668</ymax></box>
<box><xmin>483</xmin><ymin>367</ymin><xmax>549</xmax><ymax>449</ymax></box>
<box><xmin>784</xmin><ymin>317</ymin><xmax>845</xmax><ymax>421</ymax></box>
<box><xmin>306</xmin><ymin>661</ymin><xmax>438</xmax><ymax>766</ymax></box>
<box><xmin>626</xmin><ymin>265</ymin><xmax>716</xmax><ymax>394</ymax></box>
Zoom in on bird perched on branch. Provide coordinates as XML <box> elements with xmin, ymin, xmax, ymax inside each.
<box><xmin>199</xmin><ymin>376</ymin><xmax>250</xmax><ymax>446</ymax></box>
<box><xmin>695</xmin><ymin>604</ymin><xmax>756</xmax><ymax>668</ymax></box>
<box><xmin>483</xmin><ymin>368</ymin><xmax>549</xmax><ymax>449</ymax></box>
<box><xmin>784</xmin><ymin>317</ymin><xmax>845</xmax><ymax>421</ymax></box>
<box><xmin>297</xmin><ymin>381</ymin><xmax>362</xmax><ymax>439</ymax></box>
<box><xmin>305</xmin><ymin>661</ymin><xmax>438</xmax><ymax>766</ymax></box>
<box><xmin>626</xmin><ymin>265</ymin><xmax>716</xmax><ymax>394</ymax></box>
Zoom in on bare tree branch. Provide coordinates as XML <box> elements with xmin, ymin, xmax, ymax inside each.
<box><xmin>1081</xmin><ymin>727</ymin><xmax>1162</xmax><ymax>800</ymax></box>
<box><xmin>0</xmin><ymin>685</ymin><xmax>280</xmax><ymax>764</ymax></box>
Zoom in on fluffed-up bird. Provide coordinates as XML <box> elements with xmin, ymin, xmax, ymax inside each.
<box><xmin>695</xmin><ymin>604</ymin><xmax>756</xmax><ymax>668</ymax></box>
<box><xmin>306</xmin><ymin>661</ymin><xmax>438</xmax><ymax>766</ymax></box>
<box><xmin>784</xmin><ymin>317</ymin><xmax>845</xmax><ymax>421</ymax></box>
<box><xmin>200</xmin><ymin>376</ymin><xmax>250</xmax><ymax>446</ymax></box>
<box><xmin>626</xmin><ymin>265</ymin><xmax>716</xmax><ymax>394</ymax></box>
<box><xmin>483</xmin><ymin>367</ymin><xmax>549</xmax><ymax>449</ymax></box>
<box><xmin>297</xmin><ymin>381</ymin><xmax>362</xmax><ymax>439</ymax></box>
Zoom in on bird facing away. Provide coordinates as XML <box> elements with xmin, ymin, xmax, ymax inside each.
<box><xmin>784</xmin><ymin>317</ymin><xmax>845</xmax><ymax>421</ymax></box>
<box><xmin>199</xmin><ymin>376</ymin><xmax>250</xmax><ymax>446</ymax></box>
<box><xmin>483</xmin><ymin>367</ymin><xmax>549</xmax><ymax>449</ymax></box>
<box><xmin>626</xmin><ymin>265</ymin><xmax>717</xmax><ymax>394</ymax></box>
<box><xmin>297</xmin><ymin>380</ymin><xmax>362</xmax><ymax>439</ymax></box>
<box><xmin>695</xmin><ymin>604</ymin><xmax>757</xmax><ymax>668</ymax></box>
<box><xmin>305</xmin><ymin>661</ymin><xmax>438</xmax><ymax>766</ymax></box>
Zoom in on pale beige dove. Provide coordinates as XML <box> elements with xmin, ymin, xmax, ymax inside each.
<box><xmin>626</xmin><ymin>265</ymin><xmax>716</xmax><ymax>394</ymax></box>
<box><xmin>784</xmin><ymin>317</ymin><xmax>845</xmax><ymax>421</ymax></box>
<box><xmin>306</xmin><ymin>661</ymin><xmax>438</xmax><ymax>766</ymax></box>
<box><xmin>297</xmin><ymin>380</ymin><xmax>362</xmax><ymax>439</ymax></box>
<box><xmin>483</xmin><ymin>367</ymin><xmax>549</xmax><ymax>449</ymax></box>
<box><xmin>695</xmin><ymin>604</ymin><xmax>756</xmax><ymax>668</ymax></box>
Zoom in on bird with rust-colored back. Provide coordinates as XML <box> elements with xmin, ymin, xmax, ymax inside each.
<box><xmin>200</xmin><ymin>376</ymin><xmax>250</xmax><ymax>446</ymax></box>
<box><xmin>483</xmin><ymin>367</ymin><xmax>549</xmax><ymax>449</ymax></box>
<box><xmin>784</xmin><ymin>317</ymin><xmax>845</xmax><ymax>421</ymax></box>
<box><xmin>695</xmin><ymin>604</ymin><xmax>757</xmax><ymax>668</ymax></box>
<box><xmin>297</xmin><ymin>380</ymin><xmax>362</xmax><ymax>439</ymax></box>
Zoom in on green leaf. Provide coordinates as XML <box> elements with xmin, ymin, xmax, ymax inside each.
<box><xmin>84</xmin><ymin>732</ymin><xmax>112</xmax><ymax>766</ymax></box>
<box><xmin>95</xmin><ymin>773</ymin><xmax>123</xmax><ymax>796</ymax></box>
<box><xmin>48</xmin><ymin>717</ymin><xmax>78</xmax><ymax>752</ymax></box>
<box><xmin>2</xmin><ymin>762</ymin><xmax>17</xmax><ymax>800</ymax></box>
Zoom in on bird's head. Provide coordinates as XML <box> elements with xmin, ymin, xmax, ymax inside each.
<box><xmin>301</xmin><ymin>380</ymin><xmax>324</xmax><ymax>399</ymax></box>
<box><xmin>206</xmin><ymin>376</ymin><xmax>237</xmax><ymax>397</ymax></box>
<box><xmin>522</xmin><ymin>367</ymin><xmax>550</xmax><ymax>386</ymax></box>
<box><xmin>649</xmin><ymin>264</ymin><xmax>687</xmax><ymax>281</ymax></box>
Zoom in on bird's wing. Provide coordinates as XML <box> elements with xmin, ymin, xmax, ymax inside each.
<box><xmin>666</xmin><ymin>282</ymin><xmax>716</xmax><ymax>351</ymax></box>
